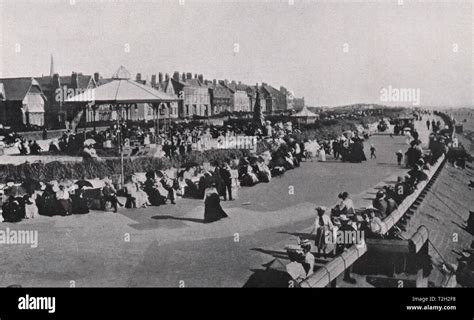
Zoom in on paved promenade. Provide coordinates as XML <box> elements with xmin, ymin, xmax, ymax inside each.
<box><xmin>0</xmin><ymin>117</ymin><xmax>438</xmax><ymax>287</ymax></box>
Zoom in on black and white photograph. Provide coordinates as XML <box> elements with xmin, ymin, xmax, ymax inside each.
<box><xmin>0</xmin><ymin>0</ymin><xmax>473</xmax><ymax>316</ymax></box>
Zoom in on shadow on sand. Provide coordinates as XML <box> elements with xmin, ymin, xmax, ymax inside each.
<box><xmin>151</xmin><ymin>215</ymin><xmax>206</xmax><ymax>224</ymax></box>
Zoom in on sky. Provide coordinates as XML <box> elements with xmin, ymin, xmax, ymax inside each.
<box><xmin>0</xmin><ymin>0</ymin><xmax>473</xmax><ymax>108</ymax></box>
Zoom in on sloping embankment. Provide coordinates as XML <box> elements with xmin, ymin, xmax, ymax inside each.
<box><xmin>402</xmin><ymin>162</ymin><xmax>474</xmax><ymax>287</ymax></box>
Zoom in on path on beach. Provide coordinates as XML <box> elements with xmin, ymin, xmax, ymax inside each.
<box><xmin>0</xmin><ymin>117</ymin><xmax>438</xmax><ymax>287</ymax></box>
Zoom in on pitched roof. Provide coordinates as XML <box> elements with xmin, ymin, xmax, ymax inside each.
<box><xmin>112</xmin><ymin>66</ymin><xmax>131</xmax><ymax>80</ymax></box>
<box><xmin>247</xmin><ymin>85</ymin><xmax>266</xmax><ymax>96</ymax></box>
<box><xmin>166</xmin><ymin>78</ymin><xmax>184</xmax><ymax>94</ymax></box>
<box><xmin>262</xmin><ymin>84</ymin><xmax>285</xmax><ymax>98</ymax></box>
<box><xmin>183</xmin><ymin>78</ymin><xmax>202</xmax><ymax>87</ymax></box>
<box><xmin>66</xmin><ymin>78</ymin><xmax>180</xmax><ymax>104</ymax></box>
<box><xmin>291</xmin><ymin>106</ymin><xmax>319</xmax><ymax>118</ymax></box>
<box><xmin>97</xmin><ymin>78</ymin><xmax>113</xmax><ymax>86</ymax></box>
<box><xmin>0</xmin><ymin>77</ymin><xmax>43</xmax><ymax>101</ymax></box>
<box><xmin>36</xmin><ymin>74</ymin><xmax>94</xmax><ymax>90</ymax></box>
<box><xmin>210</xmin><ymin>83</ymin><xmax>232</xmax><ymax>98</ymax></box>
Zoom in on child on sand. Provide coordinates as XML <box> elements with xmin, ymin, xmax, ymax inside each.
<box><xmin>370</xmin><ymin>144</ymin><xmax>377</xmax><ymax>159</ymax></box>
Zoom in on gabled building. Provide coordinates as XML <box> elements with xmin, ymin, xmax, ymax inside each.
<box><xmin>294</xmin><ymin>97</ymin><xmax>305</xmax><ymax>110</ymax></box>
<box><xmin>280</xmin><ymin>86</ymin><xmax>295</xmax><ymax>111</ymax></box>
<box><xmin>0</xmin><ymin>77</ymin><xmax>47</xmax><ymax>128</ymax></box>
<box><xmin>225</xmin><ymin>81</ymin><xmax>251</xmax><ymax>113</ymax></box>
<box><xmin>163</xmin><ymin>72</ymin><xmax>211</xmax><ymax>118</ymax></box>
<box><xmin>204</xmin><ymin>80</ymin><xmax>232</xmax><ymax>115</ymax></box>
<box><xmin>36</xmin><ymin>72</ymin><xmax>97</xmax><ymax>128</ymax></box>
<box><xmin>262</xmin><ymin>83</ymin><xmax>287</xmax><ymax>113</ymax></box>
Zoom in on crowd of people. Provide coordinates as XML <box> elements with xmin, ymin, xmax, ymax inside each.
<box><xmin>17</xmin><ymin>138</ymin><xmax>42</xmax><ymax>155</ymax></box>
<box><xmin>1</xmin><ymin>178</ymin><xmax>91</xmax><ymax>223</ymax></box>
<box><xmin>0</xmin><ymin>114</ymin><xmax>375</xmax><ymax>225</ymax></box>
<box><xmin>281</xmin><ymin>113</ymin><xmax>456</xmax><ymax>285</ymax></box>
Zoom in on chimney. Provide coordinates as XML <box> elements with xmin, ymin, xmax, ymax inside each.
<box><xmin>136</xmin><ymin>73</ymin><xmax>142</xmax><ymax>81</ymax></box>
<box><xmin>198</xmin><ymin>74</ymin><xmax>204</xmax><ymax>83</ymax></box>
<box><xmin>158</xmin><ymin>72</ymin><xmax>163</xmax><ymax>84</ymax></box>
<box><xmin>218</xmin><ymin>80</ymin><xmax>225</xmax><ymax>86</ymax></box>
<box><xmin>151</xmin><ymin>74</ymin><xmax>157</xmax><ymax>87</ymax></box>
<box><xmin>213</xmin><ymin>79</ymin><xmax>217</xmax><ymax>85</ymax></box>
<box><xmin>194</xmin><ymin>74</ymin><xmax>198</xmax><ymax>79</ymax></box>
<box><xmin>173</xmin><ymin>72</ymin><xmax>180</xmax><ymax>81</ymax></box>
<box><xmin>94</xmin><ymin>72</ymin><xmax>100</xmax><ymax>83</ymax></box>
<box><xmin>224</xmin><ymin>79</ymin><xmax>229</xmax><ymax>85</ymax></box>
<box><xmin>71</xmin><ymin>72</ymin><xmax>79</xmax><ymax>89</ymax></box>
<box><xmin>165</xmin><ymin>73</ymin><xmax>170</xmax><ymax>81</ymax></box>
<box><xmin>182</xmin><ymin>72</ymin><xmax>186</xmax><ymax>82</ymax></box>
<box><xmin>52</xmin><ymin>73</ymin><xmax>60</xmax><ymax>89</ymax></box>
<box><xmin>186</xmin><ymin>72</ymin><xmax>192</xmax><ymax>80</ymax></box>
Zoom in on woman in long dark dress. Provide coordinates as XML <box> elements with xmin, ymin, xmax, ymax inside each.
<box><xmin>2</xmin><ymin>196</ymin><xmax>23</xmax><ymax>223</ymax></box>
<box><xmin>203</xmin><ymin>184</ymin><xmax>228</xmax><ymax>223</ymax></box>
<box><xmin>37</xmin><ymin>185</ymin><xmax>61</xmax><ymax>216</ymax></box>
<box><xmin>71</xmin><ymin>187</ymin><xmax>90</xmax><ymax>214</ymax></box>
<box><xmin>144</xmin><ymin>177</ymin><xmax>166</xmax><ymax>206</ymax></box>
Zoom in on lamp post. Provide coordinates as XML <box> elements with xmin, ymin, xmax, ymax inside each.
<box><xmin>116</xmin><ymin>104</ymin><xmax>124</xmax><ymax>186</ymax></box>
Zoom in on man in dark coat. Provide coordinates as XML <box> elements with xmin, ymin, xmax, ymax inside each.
<box><xmin>219</xmin><ymin>163</ymin><xmax>233</xmax><ymax>201</ymax></box>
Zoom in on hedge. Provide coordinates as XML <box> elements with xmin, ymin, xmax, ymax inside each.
<box><xmin>0</xmin><ymin>149</ymin><xmax>252</xmax><ymax>183</ymax></box>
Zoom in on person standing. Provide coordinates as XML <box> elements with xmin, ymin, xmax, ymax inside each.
<box><xmin>300</xmin><ymin>239</ymin><xmax>315</xmax><ymax>277</ymax></box>
<box><xmin>42</xmin><ymin>128</ymin><xmax>48</xmax><ymax>140</ymax></box>
<box><xmin>219</xmin><ymin>163</ymin><xmax>233</xmax><ymax>201</ymax></box>
<box><xmin>56</xmin><ymin>185</ymin><xmax>72</xmax><ymax>216</ymax></box>
<box><xmin>370</xmin><ymin>144</ymin><xmax>377</xmax><ymax>159</ymax></box>
<box><xmin>203</xmin><ymin>183</ymin><xmax>228</xmax><ymax>223</ymax></box>
<box><xmin>336</xmin><ymin>215</ymin><xmax>357</xmax><ymax>284</ymax></box>
<box><xmin>319</xmin><ymin>146</ymin><xmax>326</xmax><ymax>162</ymax></box>
<box><xmin>311</xmin><ymin>206</ymin><xmax>334</xmax><ymax>258</ymax></box>
<box><xmin>396</xmin><ymin>150</ymin><xmax>403</xmax><ymax>166</ymax></box>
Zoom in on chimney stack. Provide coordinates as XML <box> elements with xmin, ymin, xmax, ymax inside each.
<box><xmin>198</xmin><ymin>74</ymin><xmax>204</xmax><ymax>83</ymax></box>
<box><xmin>213</xmin><ymin>79</ymin><xmax>217</xmax><ymax>85</ymax></box>
<box><xmin>173</xmin><ymin>71</ymin><xmax>180</xmax><ymax>81</ymax></box>
<box><xmin>182</xmin><ymin>72</ymin><xmax>186</xmax><ymax>82</ymax></box>
<box><xmin>136</xmin><ymin>73</ymin><xmax>142</xmax><ymax>81</ymax></box>
<box><xmin>71</xmin><ymin>72</ymin><xmax>79</xmax><ymax>89</ymax></box>
<box><xmin>94</xmin><ymin>72</ymin><xmax>100</xmax><ymax>83</ymax></box>
<box><xmin>158</xmin><ymin>72</ymin><xmax>163</xmax><ymax>84</ymax></box>
<box><xmin>186</xmin><ymin>72</ymin><xmax>192</xmax><ymax>80</ymax></box>
<box><xmin>165</xmin><ymin>73</ymin><xmax>170</xmax><ymax>81</ymax></box>
<box><xmin>151</xmin><ymin>74</ymin><xmax>157</xmax><ymax>87</ymax></box>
